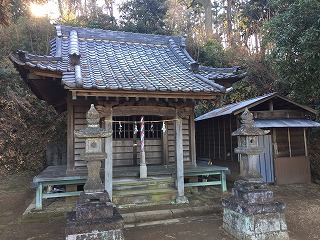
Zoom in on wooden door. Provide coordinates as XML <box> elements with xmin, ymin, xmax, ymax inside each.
<box><xmin>112</xmin><ymin>116</ymin><xmax>163</xmax><ymax>166</ymax></box>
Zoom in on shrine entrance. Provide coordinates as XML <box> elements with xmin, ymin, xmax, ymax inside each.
<box><xmin>112</xmin><ymin>116</ymin><xmax>163</xmax><ymax>166</ymax></box>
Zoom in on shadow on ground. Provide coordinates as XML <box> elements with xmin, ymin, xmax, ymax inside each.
<box><xmin>0</xmin><ymin>173</ymin><xmax>319</xmax><ymax>240</ymax></box>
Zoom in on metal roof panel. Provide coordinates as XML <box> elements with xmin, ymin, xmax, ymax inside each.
<box><xmin>254</xmin><ymin>119</ymin><xmax>320</xmax><ymax>128</ymax></box>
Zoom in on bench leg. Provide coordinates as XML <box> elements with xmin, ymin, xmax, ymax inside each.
<box><xmin>221</xmin><ymin>172</ymin><xmax>227</xmax><ymax>192</ymax></box>
<box><xmin>35</xmin><ymin>183</ymin><xmax>43</xmax><ymax>209</ymax></box>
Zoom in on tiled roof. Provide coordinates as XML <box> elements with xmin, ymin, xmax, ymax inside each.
<box><xmin>10</xmin><ymin>25</ymin><xmax>247</xmax><ymax>95</ymax></box>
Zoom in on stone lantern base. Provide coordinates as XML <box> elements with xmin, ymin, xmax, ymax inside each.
<box><xmin>222</xmin><ymin>180</ymin><xmax>289</xmax><ymax>240</ymax></box>
<box><xmin>65</xmin><ymin>191</ymin><xmax>124</xmax><ymax>240</ymax></box>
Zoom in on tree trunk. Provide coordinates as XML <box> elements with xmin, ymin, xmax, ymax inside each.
<box><xmin>202</xmin><ymin>0</ymin><xmax>213</xmax><ymax>39</ymax></box>
<box><xmin>226</xmin><ymin>0</ymin><xmax>233</xmax><ymax>47</ymax></box>
<box><xmin>105</xmin><ymin>0</ymin><xmax>114</xmax><ymax>18</ymax></box>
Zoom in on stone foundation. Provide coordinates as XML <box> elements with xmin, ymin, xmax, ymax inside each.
<box><xmin>222</xmin><ymin>208</ymin><xmax>288</xmax><ymax>240</ymax></box>
<box><xmin>222</xmin><ymin>180</ymin><xmax>289</xmax><ymax>240</ymax></box>
<box><xmin>65</xmin><ymin>191</ymin><xmax>124</xmax><ymax>240</ymax></box>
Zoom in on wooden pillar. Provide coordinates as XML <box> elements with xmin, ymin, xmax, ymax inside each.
<box><xmin>104</xmin><ymin>107</ymin><xmax>113</xmax><ymax>200</ymax></box>
<box><xmin>303</xmin><ymin>128</ymin><xmax>308</xmax><ymax>156</ymax></box>
<box><xmin>67</xmin><ymin>93</ymin><xmax>74</xmax><ymax>172</ymax></box>
<box><xmin>175</xmin><ymin>113</ymin><xmax>188</xmax><ymax>204</ymax></box>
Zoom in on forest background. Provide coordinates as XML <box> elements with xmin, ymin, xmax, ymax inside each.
<box><xmin>0</xmin><ymin>0</ymin><xmax>319</xmax><ymax>180</ymax></box>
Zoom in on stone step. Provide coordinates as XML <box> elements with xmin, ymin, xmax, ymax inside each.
<box><xmin>120</xmin><ymin>204</ymin><xmax>222</xmax><ymax>227</ymax></box>
<box><xmin>113</xmin><ymin>177</ymin><xmax>175</xmax><ymax>192</ymax></box>
<box><xmin>113</xmin><ymin>187</ymin><xmax>178</xmax><ymax>208</ymax></box>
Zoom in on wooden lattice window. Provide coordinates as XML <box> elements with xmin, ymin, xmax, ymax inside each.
<box><xmin>112</xmin><ymin>116</ymin><xmax>162</xmax><ymax>139</ymax></box>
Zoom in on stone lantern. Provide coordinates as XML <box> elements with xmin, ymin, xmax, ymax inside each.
<box><xmin>66</xmin><ymin>104</ymin><xmax>124</xmax><ymax>240</ymax></box>
<box><xmin>74</xmin><ymin>104</ymin><xmax>112</xmax><ymax>193</ymax></box>
<box><xmin>222</xmin><ymin>108</ymin><xmax>289</xmax><ymax>240</ymax></box>
<box><xmin>232</xmin><ymin>107</ymin><xmax>269</xmax><ymax>182</ymax></box>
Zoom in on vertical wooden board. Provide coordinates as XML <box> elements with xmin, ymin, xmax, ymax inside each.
<box><xmin>182</xmin><ymin>119</ymin><xmax>191</xmax><ymax>163</ymax></box>
<box><xmin>167</xmin><ymin>122</ymin><xmax>175</xmax><ymax>163</ymax></box>
<box><xmin>231</xmin><ymin>117</ymin><xmax>238</xmax><ymax>161</ymax></box>
<box><xmin>258</xmin><ymin>135</ymin><xmax>274</xmax><ymax>183</ymax></box>
<box><xmin>189</xmin><ymin>112</ymin><xmax>196</xmax><ymax>165</ymax></box>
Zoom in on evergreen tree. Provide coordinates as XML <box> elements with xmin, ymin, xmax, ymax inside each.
<box><xmin>264</xmin><ymin>0</ymin><xmax>320</xmax><ymax>108</ymax></box>
<box><xmin>119</xmin><ymin>0</ymin><xmax>169</xmax><ymax>34</ymax></box>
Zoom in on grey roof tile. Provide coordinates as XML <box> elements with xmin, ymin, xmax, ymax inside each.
<box><xmin>10</xmin><ymin>25</ymin><xmax>247</xmax><ymax>95</ymax></box>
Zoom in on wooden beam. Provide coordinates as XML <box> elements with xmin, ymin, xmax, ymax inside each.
<box><xmin>33</xmin><ymin>70</ymin><xmax>62</xmax><ymax>78</ymax></box>
<box><xmin>71</xmin><ymin>89</ymin><xmax>219</xmax><ymax>100</ymax></box>
<box><xmin>113</xmin><ymin>106</ymin><xmax>176</xmax><ymax>117</ymax></box>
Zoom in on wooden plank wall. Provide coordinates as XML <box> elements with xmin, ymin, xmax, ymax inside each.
<box><xmin>274</xmin><ymin>156</ymin><xmax>311</xmax><ymax>184</ymax></box>
<box><xmin>73</xmin><ymin>105</ymin><xmax>191</xmax><ymax>167</ymax></box>
<box><xmin>113</xmin><ymin>139</ymin><xmax>162</xmax><ymax>166</ymax></box>
<box><xmin>113</xmin><ymin>140</ymin><xmax>134</xmax><ymax>166</ymax></box>
<box><xmin>74</xmin><ymin>105</ymin><xmax>88</xmax><ymax>167</ymax></box>
<box><xmin>168</xmin><ymin>119</ymin><xmax>191</xmax><ymax>163</ymax></box>
<box><xmin>274</xmin><ymin>128</ymin><xmax>306</xmax><ymax>157</ymax></box>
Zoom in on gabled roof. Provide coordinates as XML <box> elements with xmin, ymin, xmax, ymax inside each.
<box><xmin>9</xmin><ymin>25</ymin><xmax>247</xmax><ymax>111</ymax></box>
<box><xmin>195</xmin><ymin>92</ymin><xmax>318</xmax><ymax>121</ymax></box>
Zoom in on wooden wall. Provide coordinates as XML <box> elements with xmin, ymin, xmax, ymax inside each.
<box><xmin>274</xmin><ymin>156</ymin><xmax>311</xmax><ymax>184</ymax></box>
<box><xmin>69</xmin><ymin>102</ymin><xmax>193</xmax><ymax>169</ymax></box>
<box><xmin>274</xmin><ymin>128</ymin><xmax>306</xmax><ymax>158</ymax></box>
<box><xmin>168</xmin><ymin>119</ymin><xmax>191</xmax><ymax>163</ymax></box>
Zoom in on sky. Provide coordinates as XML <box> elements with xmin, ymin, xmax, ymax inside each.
<box><xmin>30</xmin><ymin>0</ymin><xmax>124</xmax><ymax>19</ymax></box>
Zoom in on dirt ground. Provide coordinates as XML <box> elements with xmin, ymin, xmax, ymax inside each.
<box><xmin>0</xmin><ymin>172</ymin><xmax>320</xmax><ymax>240</ymax></box>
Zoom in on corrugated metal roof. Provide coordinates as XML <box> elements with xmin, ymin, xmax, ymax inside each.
<box><xmin>195</xmin><ymin>93</ymin><xmax>276</xmax><ymax>121</ymax></box>
<box><xmin>254</xmin><ymin>119</ymin><xmax>320</xmax><ymax>128</ymax></box>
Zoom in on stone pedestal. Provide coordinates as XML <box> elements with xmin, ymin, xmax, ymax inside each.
<box><xmin>222</xmin><ymin>108</ymin><xmax>289</xmax><ymax>239</ymax></box>
<box><xmin>222</xmin><ymin>181</ymin><xmax>289</xmax><ymax>240</ymax></box>
<box><xmin>66</xmin><ymin>191</ymin><xmax>124</xmax><ymax>240</ymax></box>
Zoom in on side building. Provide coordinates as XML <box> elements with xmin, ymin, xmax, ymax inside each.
<box><xmin>195</xmin><ymin>93</ymin><xmax>320</xmax><ymax>184</ymax></box>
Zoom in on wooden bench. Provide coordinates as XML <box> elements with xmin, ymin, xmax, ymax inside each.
<box><xmin>31</xmin><ymin>178</ymin><xmax>86</xmax><ymax>209</ymax></box>
<box><xmin>31</xmin><ymin>165</ymin><xmax>87</xmax><ymax>209</ymax></box>
<box><xmin>183</xmin><ymin>165</ymin><xmax>229</xmax><ymax>192</ymax></box>
<box><xmin>32</xmin><ymin>165</ymin><xmax>230</xmax><ymax>209</ymax></box>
